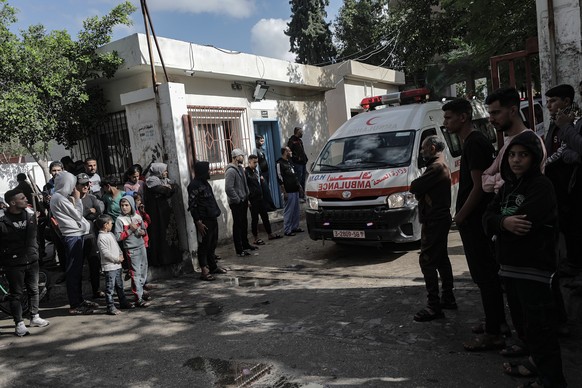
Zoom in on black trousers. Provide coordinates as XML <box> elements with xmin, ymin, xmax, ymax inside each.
<box><xmin>229</xmin><ymin>201</ymin><xmax>251</xmax><ymax>253</ymax></box>
<box><xmin>250</xmin><ymin>198</ymin><xmax>272</xmax><ymax>237</ymax></box>
<box><xmin>504</xmin><ymin>277</ymin><xmax>567</xmax><ymax>388</ymax></box>
<box><xmin>458</xmin><ymin>214</ymin><xmax>506</xmax><ymax>335</ymax></box>
<box><xmin>83</xmin><ymin>234</ymin><xmax>101</xmax><ymax>294</ymax></box>
<box><xmin>419</xmin><ymin>217</ymin><xmax>454</xmax><ymax>310</ymax></box>
<box><xmin>196</xmin><ymin>217</ymin><xmax>218</xmax><ymax>271</ymax></box>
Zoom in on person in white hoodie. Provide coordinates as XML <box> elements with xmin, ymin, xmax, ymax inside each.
<box><xmin>50</xmin><ymin>171</ymin><xmax>97</xmax><ymax>315</ymax></box>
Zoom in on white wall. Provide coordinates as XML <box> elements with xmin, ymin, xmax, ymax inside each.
<box><xmin>536</xmin><ymin>0</ymin><xmax>582</xmax><ymax>98</ymax></box>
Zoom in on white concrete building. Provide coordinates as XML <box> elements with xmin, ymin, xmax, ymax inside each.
<box><xmin>77</xmin><ymin>33</ymin><xmax>404</xmax><ymax>264</ymax></box>
<box><xmin>536</xmin><ymin>0</ymin><xmax>582</xmax><ymax>100</ymax></box>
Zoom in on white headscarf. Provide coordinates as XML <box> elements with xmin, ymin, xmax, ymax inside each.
<box><xmin>145</xmin><ymin>163</ymin><xmax>171</xmax><ymax>188</ymax></box>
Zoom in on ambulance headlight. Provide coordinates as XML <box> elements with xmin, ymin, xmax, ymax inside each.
<box><xmin>306</xmin><ymin>196</ymin><xmax>319</xmax><ymax>210</ymax></box>
<box><xmin>386</xmin><ymin>192</ymin><xmax>417</xmax><ymax>208</ymax></box>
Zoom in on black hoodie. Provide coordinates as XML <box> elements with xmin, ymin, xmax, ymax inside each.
<box><xmin>483</xmin><ymin>131</ymin><xmax>558</xmax><ymax>283</ymax></box>
<box><xmin>187</xmin><ymin>162</ymin><xmax>221</xmax><ymax>221</ymax></box>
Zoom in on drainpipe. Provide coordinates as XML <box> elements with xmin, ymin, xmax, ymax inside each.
<box><xmin>547</xmin><ymin>0</ymin><xmax>557</xmax><ymax>85</ymax></box>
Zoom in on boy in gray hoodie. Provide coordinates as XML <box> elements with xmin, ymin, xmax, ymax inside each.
<box><xmin>115</xmin><ymin>196</ymin><xmax>149</xmax><ymax>307</ymax></box>
<box><xmin>50</xmin><ymin>171</ymin><xmax>96</xmax><ymax>315</ymax></box>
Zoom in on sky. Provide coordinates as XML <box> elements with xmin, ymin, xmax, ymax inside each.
<box><xmin>9</xmin><ymin>0</ymin><xmax>343</xmax><ymax>62</ymax></box>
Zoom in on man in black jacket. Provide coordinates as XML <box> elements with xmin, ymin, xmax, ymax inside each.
<box><xmin>276</xmin><ymin>147</ymin><xmax>303</xmax><ymax>236</ymax></box>
<box><xmin>188</xmin><ymin>161</ymin><xmax>225</xmax><ymax>281</ymax></box>
<box><xmin>287</xmin><ymin>127</ymin><xmax>308</xmax><ymax>195</ymax></box>
<box><xmin>245</xmin><ymin>155</ymin><xmax>281</xmax><ymax>244</ymax></box>
<box><xmin>410</xmin><ymin>136</ymin><xmax>455</xmax><ymax>322</ymax></box>
<box><xmin>0</xmin><ymin>188</ymin><xmax>49</xmax><ymax>336</ymax></box>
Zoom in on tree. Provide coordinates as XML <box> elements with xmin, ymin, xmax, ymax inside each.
<box><xmin>0</xmin><ymin>0</ymin><xmax>136</xmax><ymax>179</ymax></box>
<box><xmin>285</xmin><ymin>0</ymin><xmax>336</xmax><ymax>65</ymax></box>
<box><xmin>333</xmin><ymin>0</ymin><xmax>392</xmax><ymax>67</ymax></box>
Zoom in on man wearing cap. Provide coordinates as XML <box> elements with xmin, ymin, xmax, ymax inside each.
<box><xmin>225</xmin><ymin>149</ymin><xmax>257</xmax><ymax>256</ymax></box>
<box><xmin>77</xmin><ymin>173</ymin><xmax>105</xmax><ymax>299</ymax></box>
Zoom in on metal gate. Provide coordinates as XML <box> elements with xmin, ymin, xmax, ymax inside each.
<box><xmin>73</xmin><ymin>111</ymin><xmax>133</xmax><ymax>182</ymax></box>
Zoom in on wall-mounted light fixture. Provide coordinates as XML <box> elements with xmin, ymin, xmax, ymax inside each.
<box><xmin>253</xmin><ymin>80</ymin><xmax>269</xmax><ymax>101</ymax></box>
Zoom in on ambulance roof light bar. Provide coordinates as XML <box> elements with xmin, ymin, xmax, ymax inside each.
<box><xmin>360</xmin><ymin>87</ymin><xmax>431</xmax><ymax>110</ymax></box>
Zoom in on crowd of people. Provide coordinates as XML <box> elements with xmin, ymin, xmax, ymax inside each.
<box><xmin>187</xmin><ymin>130</ymin><xmax>309</xmax><ymax>280</ymax></box>
<box><xmin>2</xmin><ymin>84</ymin><xmax>580</xmax><ymax>386</ymax></box>
<box><xmin>0</xmin><ymin>158</ymin><xmax>181</xmax><ymax>336</ymax></box>
<box><xmin>412</xmin><ymin>85</ymin><xmax>582</xmax><ymax>388</ymax></box>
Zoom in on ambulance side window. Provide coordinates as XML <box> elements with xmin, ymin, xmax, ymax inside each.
<box><xmin>440</xmin><ymin>126</ymin><xmax>462</xmax><ymax>157</ymax></box>
<box><xmin>417</xmin><ymin>128</ymin><xmax>437</xmax><ymax>169</ymax></box>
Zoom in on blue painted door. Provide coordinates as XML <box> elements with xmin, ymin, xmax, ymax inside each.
<box><xmin>253</xmin><ymin>121</ymin><xmax>282</xmax><ymax>208</ymax></box>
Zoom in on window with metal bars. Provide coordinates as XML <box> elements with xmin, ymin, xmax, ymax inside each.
<box><xmin>72</xmin><ymin>111</ymin><xmax>133</xmax><ymax>183</ymax></box>
<box><xmin>185</xmin><ymin>106</ymin><xmax>252</xmax><ymax>176</ymax></box>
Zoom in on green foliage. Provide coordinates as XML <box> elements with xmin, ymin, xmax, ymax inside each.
<box><xmin>332</xmin><ymin>0</ymin><xmax>537</xmax><ymax>90</ymax></box>
<box><xmin>285</xmin><ymin>0</ymin><xmax>337</xmax><ymax>65</ymax></box>
<box><xmin>0</xmin><ymin>0</ymin><xmax>136</xmax><ymax>163</ymax></box>
<box><xmin>333</xmin><ymin>0</ymin><xmax>392</xmax><ymax>66</ymax></box>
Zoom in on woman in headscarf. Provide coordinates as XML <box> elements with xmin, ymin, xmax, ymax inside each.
<box><xmin>144</xmin><ymin>163</ymin><xmax>181</xmax><ymax>266</ymax></box>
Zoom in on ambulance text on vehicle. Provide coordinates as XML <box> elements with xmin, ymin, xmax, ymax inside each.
<box><xmin>305</xmin><ymin>88</ymin><xmax>496</xmax><ymax>243</ymax></box>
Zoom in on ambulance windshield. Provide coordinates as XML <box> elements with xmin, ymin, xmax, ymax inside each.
<box><xmin>313</xmin><ymin>130</ymin><xmax>415</xmax><ymax>172</ymax></box>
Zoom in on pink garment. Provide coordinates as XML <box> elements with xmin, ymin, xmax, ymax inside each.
<box><xmin>124</xmin><ymin>180</ymin><xmax>145</xmax><ymax>196</ymax></box>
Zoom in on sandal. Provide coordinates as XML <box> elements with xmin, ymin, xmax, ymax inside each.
<box><xmin>268</xmin><ymin>234</ymin><xmax>282</xmax><ymax>240</ymax></box>
<box><xmin>500</xmin><ymin>344</ymin><xmax>529</xmax><ymax>357</ymax></box>
<box><xmin>413</xmin><ymin>307</ymin><xmax>444</xmax><ymax>322</ymax></box>
<box><xmin>211</xmin><ymin>267</ymin><xmax>227</xmax><ymax>274</ymax></box>
<box><xmin>463</xmin><ymin>333</ymin><xmax>505</xmax><ymax>351</ymax></box>
<box><xmin>200</xmin><ymin>273</ymin><xmax>216</xmax><ymax>281</ymax></box>
<box><xmin>253</xmin><ymin>239</ymin><xmax>266</xmax><ymax>245</ymax></box>
<box><xmin>503</xmin><ymin>358</ymin><xmax>537</xmax><ymax>377</ymax></box>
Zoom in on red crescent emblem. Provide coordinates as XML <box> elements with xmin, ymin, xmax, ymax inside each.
<box><xmin>366</xmin><ymin>117</ymin><xmax>379</xmax><ymax>125</ymax></box>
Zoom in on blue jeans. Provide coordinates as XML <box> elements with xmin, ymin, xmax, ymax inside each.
<box><xmin>104</xmin><ymin>268</ymin><xmax>128</xmax><ymax>311</ymax></box>
<box><xmin>126</xmin><ymin>245</ymin><xmax>148</xmax><ymax>300</ymax></box>
<box><xmin>283</xmin><ymin>192</ymin><xmax>300</xmax><ymax>234</ymax></box>
<box><xmin>4</xmin><ymin>261</ymin><xmax>40</xmax><ymax>323</ymax></box>
<box><xmin>294</xmin><ymin>164</ymin><xmax>306</xmax><ymax>194</ymax></box>
<box><xmin>62</xmin><ymin>235</ymin><xmax>85</xmax><ymax>308</ymax></box>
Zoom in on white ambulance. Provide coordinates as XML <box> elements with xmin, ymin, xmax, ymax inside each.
<box><xmin>305</xmin><ymin>88</ymin><xmax>496</xmax><ymax>243</ymax></box>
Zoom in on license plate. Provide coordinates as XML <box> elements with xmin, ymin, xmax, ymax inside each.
<box><xmin>333</xmin><ymin>230</ymin><xmax>365</xmax><ymax>239</ymax></box>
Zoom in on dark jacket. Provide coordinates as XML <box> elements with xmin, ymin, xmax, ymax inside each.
<box><xmin>483</xmin><ymin>131</ymin><xmax>558</xmax><ymax>283</ymax></box>
<box><xmin>188</xmin><ymin>162</ymin><xmax>221</xmax><ymax>221</ymax></box>
<box><xmin>288</xmin><ymin>135</ymin><xmax>308</xmax><ymax>165</ymax></box>
<box><xmin>256</xmin><ymin>146</ymin><xmax>269</xmax><ymax>173</ymax></box>
<box><xmin>276</xmin><ymin>158</ymin><xmax>300</xmax><ymax>193</ymax></box>
<box><xmin>410</xmin><ymin>152</ymin><xmax>451</xmax><ymax>223</ymax></box>
<box><xmin>245</xmin><ymin>166</ymin><xmax>263</xmax><ymax>202</ymax></box>
<box><xmin>0</xmin><ymin>210</ymin><xmax>39</xmax><ymax>267</ymax></box>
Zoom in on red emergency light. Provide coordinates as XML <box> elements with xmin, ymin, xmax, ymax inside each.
<box><xmin>360</xmin><ymin>87</ymin><xmax>431</xmax><ymax>110</ymax></box>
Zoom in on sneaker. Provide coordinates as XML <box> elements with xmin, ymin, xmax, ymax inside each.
<box><xmin>69</xmin><ymin>305</ymin><xmax>94</xmax><ymax>315</ymax></box>
<box><xmin>81</xmin><ymin>300</ymin><xmax>99</xmax><ymax>309</ymax></box>
<box><xmin>238</xmin><ymin>251</ymin><xmax>251</xmax><ymax>257</ymax></box>
<box><xmin>136</xmin><ymin>299</ymin><xmax>150</xmax><ymax>308</ymax></box>
<box><xmin>107</xmin><ymin>308</ymin><xmax>121</xmax><ymax>316</ymax></box>
<box><xmin>243</xmin><ymin>245</ymin><xmax>259</xmax><ymax>251</ymax></box>
<box><xmin>15</xmin><ymin>321</ymin><xmax>30</xmax><ymax>337</ymax></box>
<box><xmin>30</xmin><ymin>314</ymin><xmax>50</xmax><ymax>327</ymax></box>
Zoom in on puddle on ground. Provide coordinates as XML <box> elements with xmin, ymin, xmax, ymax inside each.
<box><xmin>223</xmin><ymin>277</ymin><xmax>285</xmax><ymax>288</ymax></box>
<box><xmin>183</xmin><ymin>357</ymin><xmax>322</xmax><ymax>387</ymax></box>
